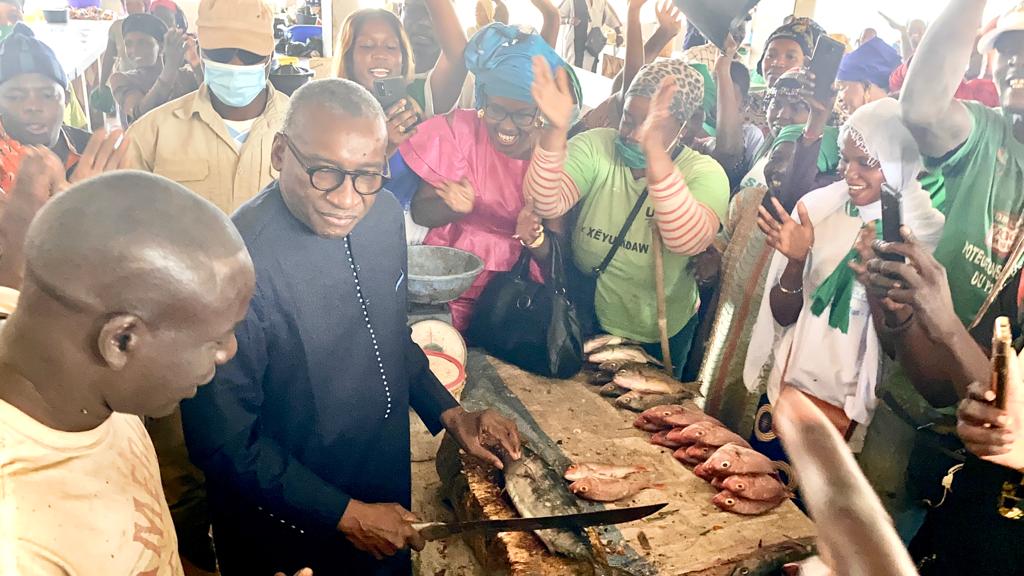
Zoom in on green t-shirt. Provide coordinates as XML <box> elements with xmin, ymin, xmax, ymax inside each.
<box><xmin>929</xmin><ymin>102</ymin><xmax>1024</xmax><ymax>325</ymax></box>
<box><xmin>565</xmin><ymin>129</ymin><xmax>730</xmax><ymax>342</ymax></box>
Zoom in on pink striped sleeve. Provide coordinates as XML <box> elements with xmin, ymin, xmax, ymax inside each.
<box><xmin>524</xmin><ymin>145</ymin><xmax>580</xmax><ymax>219</ymax></box>
<box><xmin>648</xmin><ymin>168</ymin><xmax>721</xmax><ymax>256</ymax></box>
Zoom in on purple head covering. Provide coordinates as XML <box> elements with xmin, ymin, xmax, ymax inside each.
<box><xmin>837</xmin><ymin>37</ymin><xmax>901</xmax><ymax>90</ymax></box>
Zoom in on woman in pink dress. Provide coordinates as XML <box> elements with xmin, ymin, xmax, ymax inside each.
<box><xmin>401</xmin><ymin>23</ymin><xmax>580</xmax><ymax>331</ymax></box>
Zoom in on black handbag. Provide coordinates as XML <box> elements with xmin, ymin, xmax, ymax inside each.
<box><xmin>467</xmin><ymin>233</ymin><xmax>584</xmax><ymax>379</ymax></box>
<box><xmin>585</xmin><ymin>26</ymin><xmax>607</xmax><ymax>57</ymax></box>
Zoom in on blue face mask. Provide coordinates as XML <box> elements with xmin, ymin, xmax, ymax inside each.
<box><xmin>615</xmin><ymin>135</ymin><xmax>647</xmax><ymax>169</ymax></box>
<box><xmin>203</xmin><ymin>59</ymin><xmax>268</xmax><ymax>108</ymax></box>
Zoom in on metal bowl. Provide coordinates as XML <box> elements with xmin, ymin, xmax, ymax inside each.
<box><xmin>407</xmin><ymin>245</ymin><xmax>484</xmax><ymax>305</ymax></box>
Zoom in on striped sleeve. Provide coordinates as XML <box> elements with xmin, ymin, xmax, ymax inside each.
<box><xmin>648</xmin><ymin>168</ymin><xmax>721</xmax><ymax>256</ymax></box>
<box><xmin>523</xmin><ymin>145</ymin><xmax>581</xmax><ymax>219</ymax></box>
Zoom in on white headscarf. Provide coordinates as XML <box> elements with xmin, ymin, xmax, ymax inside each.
<box><xmin>743</xmin><ymin>98</ymin><xmax>945</xmax><ymax>426</ymax></box>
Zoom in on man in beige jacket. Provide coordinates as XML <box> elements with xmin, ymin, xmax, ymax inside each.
<box><xmin>126</xmin><ymin>0</ymin><xmax>286</xmax><ymax>215</ymax></box>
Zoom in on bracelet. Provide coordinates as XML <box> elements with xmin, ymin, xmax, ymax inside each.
<box><xmin>777</xmin><ymin>280</ymin><xmax>803</xmax><ymax>295</ymax></box>
<box><xmin>521</xmin><ymin>229</ymin><xmax>546</xmax><ymax>249</ymax></box>
<box><xmin>801</xmin><ymin>130</ymin><xmax>823</xmax><ymax>144</ymax></box>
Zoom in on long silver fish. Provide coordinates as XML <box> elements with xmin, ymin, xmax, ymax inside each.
<box><xmin>587</xmin><ymin>346</ymin><xmax>663</xmax><ymax>367</ymax></box>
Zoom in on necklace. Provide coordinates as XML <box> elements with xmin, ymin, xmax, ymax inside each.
<box><xmin>344</xmin><ymin>236</ymin><xmax>392</xmax><ymax>419</ymax></box>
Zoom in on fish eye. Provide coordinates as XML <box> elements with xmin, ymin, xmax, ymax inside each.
<box><xmin>736</xmin><ymin>482</ymin><xmax>746</xmax><ymax>490</ymax></box>
<box><xmin>725</xmin><ymin>498</ymin><xmax>735</xmax><ymax>506</ymax></box>
<box><xmin>721</xmin><ymin>461</ymin><xmax>731</xmax><ymax>469</ymax></box>
<box><xmin>579</xmin><ymin>485</ymin><xmax>588</xmax><ymax>492</ymax></box>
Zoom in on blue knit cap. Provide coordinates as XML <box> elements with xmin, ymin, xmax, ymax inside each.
<box><xmin>0</xmin><ymin>23</ymin><xmax>66</xmax><ymax>89</ymax></box>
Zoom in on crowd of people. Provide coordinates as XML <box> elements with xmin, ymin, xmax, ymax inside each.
<box><xmin>1</xmin><ymin>0</ymin><xmax>1023</xmax><ymax>574</ymax></box>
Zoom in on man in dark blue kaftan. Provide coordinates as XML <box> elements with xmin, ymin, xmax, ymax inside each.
<box><xmin>181</xmin><ymin>79</ymin><xmax>521</xmax><ymax>576</ymax></box>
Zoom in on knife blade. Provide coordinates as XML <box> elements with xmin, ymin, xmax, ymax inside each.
<box><xmin>411</xmin><ymin>502</ymin><xmax>667</xmax><ymax>541</ymax></box>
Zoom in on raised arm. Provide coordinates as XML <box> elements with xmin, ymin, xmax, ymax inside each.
<box><xmin>525</xmin><ymin>59</ymin><xmax>584</xmax><ymax>218</ymax></box>
<box><xmin>758</xmin><ymin>199</ymin><xmax>813</xmax><ymax>327</ymax></box>
<box><xmin>640</xmin><ymin>80</ymin><xmax>722</xmax><ymax>255</ymax></box>
<box><xmin>425</xmin><ymin>0</ymin><xmax>469</xmax><ymax>114</ymax></box>
<box><xmin>899</xmin><ymin>0</ymin><xmax>981</xmax><ymax>158</ymax></box>
<box><xmin>610</xmin><ymin>0</ymin><xmax>681</xmax><ymax>96</ymax></box>
<box><xmin>531</xmin><ymin>0</ymin><xmax>561</xmax><ymax>48</ymax></box>
<box><xmin>620</xmin><ymin>0</ymin><xmax>646</xmax><ymax>99</ymax></box>
<box><xmin>705</xmin><ymin>35</ymin><xmax>744</xmax><ymax>171</ymax></box>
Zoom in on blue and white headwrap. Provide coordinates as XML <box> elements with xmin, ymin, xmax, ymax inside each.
<box><xmin>465</xmin><ymin>23</ymin><xmax>581</xmax><ymax>117</ymax></box>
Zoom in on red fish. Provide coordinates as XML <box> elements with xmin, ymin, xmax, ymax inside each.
<box><xmin>633</xmin><ymin>415</ymin><xmax>666</xmax><ymax>433</ymax></box>
<box><xmin>650</xmin><ymin>429</ymin><xmax>684</xmax><ymax>448</ymax></box>
<box><xmin>677</xmin><ymin>423</ymin><xmax>751</xmax><ymax>449</ymax></box>
<box><xmin>639</xmin><ymin>404</ymin><xmax>689</xmax><ymax>427</ymax></box>
<box><xmin>692</xmin><ymin>461</ymin><xmax>714</xmax><ymax>481</ymax></box>
<box><xmin>569</xmin><ymin>476</ymin><xmax>664</xmax><ymax>502</ymax></box>
<box><xmin>721</xmin><ymin>474</ymin><xmax>789</xmax><ymax>502</ymax></box>
<box><xmin>672</xmin><ymin>444</ymin><xmax>712</xmax><ymax>466</ymax></box>
<box><xmin>704</xmin><ymin>443</ymin><xmax>777</xmax><ymax>478</ymax></box>
<box><xmin>662</xmin><ymin>410</ymin><xmax>723</xmax><ymax>429</ymax></box>
<box><xmin>712</xmin><ymin>490</ymin><xmax>785</xmax><ymax>515</ymax></box>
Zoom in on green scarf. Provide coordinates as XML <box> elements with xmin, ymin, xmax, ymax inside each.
<box><xmin>809</xmin><ymin>203</ymin><xmax>880</xmax><ymax>334</ymax></box>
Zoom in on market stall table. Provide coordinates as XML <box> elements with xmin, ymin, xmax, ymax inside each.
<box><xmin>437</xmin><ymin>351</ymin><xmax>816</xmax><ymax>575</ymax></box>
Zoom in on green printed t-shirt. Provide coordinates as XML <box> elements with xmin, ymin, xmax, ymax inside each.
<box><xmin>928</xmin><ymin>101</ymin><xmax>1024</xmax><ymax>325</ymax></box>
<box><xmin>565</xmin><ymin>129</ymin><xmax>730</xmax><ymax>342</ymax></box>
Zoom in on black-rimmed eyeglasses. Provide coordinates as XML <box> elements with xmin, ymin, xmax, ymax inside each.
<box><xmin>281</xmin><ymin>134</ymin><xmax>390</xmax><ymax>196</ymax></box>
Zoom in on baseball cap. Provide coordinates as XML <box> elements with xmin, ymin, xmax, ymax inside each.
<box><xmin>979</xmin><ymin>3</ymin><xmax>1024</xmax><ymax>53</ymax></box>
<box><xmin>197</xmin><ymin>0</ymin><xmax>274</xmax><ymax>57</ymax></box>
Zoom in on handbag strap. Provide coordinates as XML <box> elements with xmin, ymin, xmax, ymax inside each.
<box><xmin>592</xmin><ymin>188</ymin><xmax>648</xmax><ymax>276</ymax></box>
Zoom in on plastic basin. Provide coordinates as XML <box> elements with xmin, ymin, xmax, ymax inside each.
<box><xmin>407</xmin><ymin>245</ymin><xmax>484</xmax><ymax>305</ymax></box>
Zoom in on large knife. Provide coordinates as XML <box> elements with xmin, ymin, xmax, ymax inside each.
<box><xmin>411</xmin><ymin>502</ymin><xmax>667</xmax><ymax>541</ymax></box>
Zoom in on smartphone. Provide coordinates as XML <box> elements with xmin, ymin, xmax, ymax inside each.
<box><xmin>809</xmin><ymin>35</ymin><xmax>845</xmax><ymax>103</ymax></box>
<box><xmin>880</xmin><ymin>183</ymin><xmax>905</xmax><ymax>263</ymax></box>
<box><xmin>760</xmin><ymin>189</ymin><xmax>783</xmax><ymax>222</ymax></box>
<box><xmin>373</xmin><ymin>76</ymin><xmax>408</xmax><ymax>110</ymax></box>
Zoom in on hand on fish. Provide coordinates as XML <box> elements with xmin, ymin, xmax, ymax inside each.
<box><xmin>441</xmin><ymin>406</ymin><xmax>522</xmax><ymax>470</ymax></box>
<box><xmin>337</xmin><ymin>500</ymin><xmax>426</xmax><ymax>560</ymax></box>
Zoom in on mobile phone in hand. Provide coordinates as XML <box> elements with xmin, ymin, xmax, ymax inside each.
<box><xmin>372</xmin><ymin>76</ymin><xmax>408</xmax><ymax>110</ymax></box>
<box><xmin>809</xmin><ymin>36</ymin><xmax>845</xmax><ymax>103</ymax></box>
<box><xmin>880</xmin><ymin>183</ymin><xmax>905</xmax><ymax>263</ymax></box>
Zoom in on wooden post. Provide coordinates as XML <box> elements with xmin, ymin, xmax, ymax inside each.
<box><xmin>650</xmin><ymin>223</ymin><xmax>673</xmax><ymax>377</ymax></box>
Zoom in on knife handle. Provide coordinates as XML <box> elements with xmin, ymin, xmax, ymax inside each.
<box><xmin>411</xmin><ymin>522</ymin><xmax>452</xmax><ymax>541</ymax></box>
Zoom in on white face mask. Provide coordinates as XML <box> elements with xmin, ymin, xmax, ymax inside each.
<box><xmin>203</xmin><ymin>59</ymin><xmax>268</xmax><ymax>107</ymax></box>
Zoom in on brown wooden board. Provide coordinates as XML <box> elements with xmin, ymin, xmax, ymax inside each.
<box><xmin>448</xmin><ymin>351</ymin><xmax>816</xmax><ymax>575</ymax></box>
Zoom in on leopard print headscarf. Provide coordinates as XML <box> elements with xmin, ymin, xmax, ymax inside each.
<box><xmin>624</xmin><ymin>59</ymin><xmax>704</xmax><ymax>125</ymax></box>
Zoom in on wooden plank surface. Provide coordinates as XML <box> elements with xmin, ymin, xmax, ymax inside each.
<box><xmin>456</xmin><ymin>352</ymin><xmax>816</xmax><ymax>575</ymax></box>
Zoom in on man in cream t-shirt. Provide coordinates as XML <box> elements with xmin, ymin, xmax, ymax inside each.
<box><xmin>0</xmin><ymin>169</ymin><xmax>256</xmax><ymax>575</ymax></box>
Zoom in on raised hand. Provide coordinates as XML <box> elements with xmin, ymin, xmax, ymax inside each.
<box><xmin>879</xmin><ymin>11</ymin><xmax>907</xmax><ymax>33</ymax></box>
<box><xmin>162</xmin><ymin>28</ymin><xmax>189</xmax><ymax>72</ymax></box>
<box><xmin>758</xmin><ymin>198</ymin><xmax>814</xmax><ymax>263</ymax></box>
<box><xmin>68</xmin><ymin>128</ymin><xmax>131</xmax><ymax>185</ymax></box>
<box><xmin>639</xmin><ymin>77</ymin><xmax>680</xmax><ymax>152</ymax></box>
<box><xmin>436</xmin><ymin>177</ymin><xmax>476</xmax><ymax>215</ymax></box>
<box><xmin>385</xmin><ymin>97</ymin><xmax>423</xmax><ymax>152</ymax></box>
<box><xmin>865</xmin><ymin>227</ymin><xmax>961</xmax><ymax>342</ymax></box>
<box><xmin>654</xmin><ymin>0</ymin><xmax>682</xmax><ymax>37</ymax></box>
<box><xmin>530</xmin><ymin>55</ymin><xmax>575</xmax><ymax>132</ymax></box>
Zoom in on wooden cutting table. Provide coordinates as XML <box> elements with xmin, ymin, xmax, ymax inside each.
<box><xmin>436</xmin><ymin>351</ymin><xmax>816</xmax><ymax>576</ymax></box>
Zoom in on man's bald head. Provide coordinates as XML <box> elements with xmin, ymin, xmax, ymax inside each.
<box><xmin>14</xmin><ymin>171</ymin><xmax>255</xmax><ymax>419</ymax></box>
<box><xmin>24</xmin><ymin>171</ymin><xmax>249</xmax><ymax>321</ymax></box>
